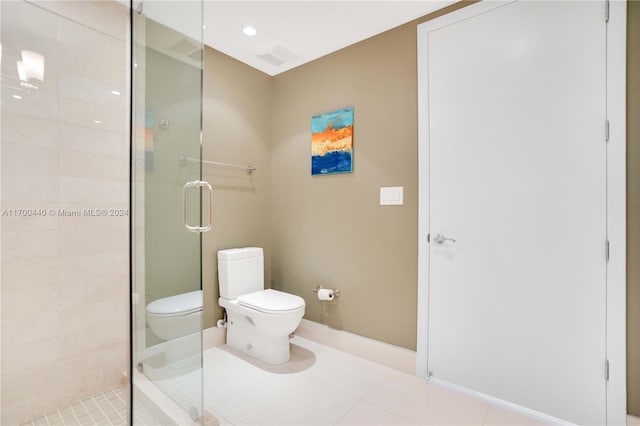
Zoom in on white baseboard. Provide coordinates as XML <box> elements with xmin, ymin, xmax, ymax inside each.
<box><xmin>203</xmin><ymin>326</ymin><xmax>226</xmax><ymax>351</ymax></box>
<box><xmin>294</xmin><ymin>319</ymin><xmax>416</xmax><ymax>375</ymax></box>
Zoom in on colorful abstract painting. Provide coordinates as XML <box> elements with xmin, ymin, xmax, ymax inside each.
<box><xmin>311</xmin><ymin>107</ymin><xmax>353</xmax><ymax>176</ymax></box>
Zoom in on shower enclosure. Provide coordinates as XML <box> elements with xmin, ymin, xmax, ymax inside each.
<box><xmin>0</xmin><ymin>1</ymin><xmax>207</xmax><ymax>424</ymax></box>
<box><xmin>131</xmin><ymin>0</ymin><xmax>207</xmax><ymax>424</ymax></box>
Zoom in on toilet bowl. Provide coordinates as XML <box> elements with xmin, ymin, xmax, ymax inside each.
<box><xmin>146</xmin><ymin>290</ymin><xmax>202</xmax><ymax>341</ymax></box>
<box><xmin>218</xmin><ymin>247</ymin><xmax>305</xmax><ymax>364</ymax></box>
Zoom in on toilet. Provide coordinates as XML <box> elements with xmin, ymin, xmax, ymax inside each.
<box><xmin>146</xmin><ymin>290</ymin><xmax>203</xmax><ymax>341</ymax></box>
<box><xmin>218</xmin><ymin>247</ymin><xmax>305</xmax><ymax>364</ymax></box>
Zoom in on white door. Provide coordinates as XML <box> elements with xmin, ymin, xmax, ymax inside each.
<box><xmin>425</xmin><ymin>2</ymin><xmax>607</xmax><ymax>424</ymax></box>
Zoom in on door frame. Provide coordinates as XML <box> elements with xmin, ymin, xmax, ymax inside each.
<box><xmin>415</xmin><ymin>1</ymin><xmax>627</xmax><ymax>423</ymax></box>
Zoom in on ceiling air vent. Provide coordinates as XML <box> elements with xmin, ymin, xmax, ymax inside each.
<box><xmin>169</xmin><ymin>37</ymin><xmax>200</xmax><ymax>57</ymax></box>
<box><xmin>256</xmin><ymin>45</ymin><xmax>295</xmax><ymax>67</ymax></box>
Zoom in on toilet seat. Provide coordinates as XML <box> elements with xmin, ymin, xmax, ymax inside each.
<box><xmin>146</xmin><ymin>290</ymin><xmax>202</xmax><ymax>316</ymax></box>
<box><xmin>237</xmin><ymin>289</ymin><xmax>304</xmax><ymax>314</ymax></box>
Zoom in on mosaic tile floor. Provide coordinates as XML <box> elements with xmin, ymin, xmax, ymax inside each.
<box><xmin>21</xmin><ymin>386</ymin><xmax>158</xmax><ymax>426</ymax></box>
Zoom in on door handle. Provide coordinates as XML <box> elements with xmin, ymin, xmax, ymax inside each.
<box><xmin>431</xmin><ymin>233</ymin><xmax>456</xmax><ymax>244</ymax></box>
<box><xmin>183</xmin><ymin>180</ymin><xmax>213</xmax><ymax>232</ymax></box>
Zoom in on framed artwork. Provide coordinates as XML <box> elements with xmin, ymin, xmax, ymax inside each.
<box><xmin>311</xmin><ymin>107</ymin><xmax>353</xmax><ymax>176</ymax></box>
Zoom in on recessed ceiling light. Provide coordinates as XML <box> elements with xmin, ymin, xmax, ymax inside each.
<box><xmin>12</xmin><ymin>94</ymin><xmax>22</xmax><ymax>99</ymax></box>
<box><xmin>111</xmin><ymin>90</ymin><xmax>121</xmax><ymax>96</ymax></box>
<box><xmin>242</xmin><ymin>26</ymin><xmax>257</xmax><ymax>37</ymax></box>
<box><xmin>93</xmin><ymin>120</ymin><xmax>102</xmax><ymax>124</ymax></box>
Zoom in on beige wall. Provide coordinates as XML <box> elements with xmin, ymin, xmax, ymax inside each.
<box><xmin>628</xmin><ymin>0</ymin><xmax>640</xmax><ymax>417</ymax></box>
<box><xmin>202</xmin><ymin>47</ymin><xmax>273</xmax><ymax>329</ymax></box>
<box><xmin>0</xmin><ymin>2</ymin><xmax>129</xmax><ymax>424</ymax></box>
<box><xmin>202</xmin><ymin>1</ymin><xmax>639</xmax><ymax>373</ymax></box>
<box><xmin>269</xmin><ymin>4</ymin><xmax>466</xmax><ymax>350</ymax></box>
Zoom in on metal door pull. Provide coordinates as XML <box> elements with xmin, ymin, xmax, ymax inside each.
<box><xmin>183</xmin><ymin>180</ymin><xmax>213</xmax><ymax>232</ymax></box>
<box><xmin>432</xmin><ymin>234</ymin><xmax>456</xmax><ymax>244</ymax></box>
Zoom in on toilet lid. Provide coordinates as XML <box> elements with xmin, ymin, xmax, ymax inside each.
<box><xmin>237</xmin><ymin>289</ymin><xmax>305</xmax><ymax>313</ymax></box>
<box><xmin>146</xmin><ymin>290</ymin><xmax>202</xmax><ymax>315</ymax></box>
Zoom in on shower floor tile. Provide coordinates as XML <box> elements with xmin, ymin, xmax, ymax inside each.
<box><xmin>21</xmin><ymin>386</ymin><xmax>159</xmax><ymax>426</ymax></box>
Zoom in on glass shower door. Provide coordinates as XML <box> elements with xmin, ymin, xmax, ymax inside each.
<box><xmin>131</xmin><ymin>1</ymin><xmax>207</xmax><ymax>423</ymax></box>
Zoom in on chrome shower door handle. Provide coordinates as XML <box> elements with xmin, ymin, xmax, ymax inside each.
<box><xmin>183</xmin><ymin>180</ymin><xmax>213</xmax><ymax>232</ymax></box>
<box><xmin>432</xmin><ymin>233</ymin><xmax>456</xmax><ymax>244</ymax></box>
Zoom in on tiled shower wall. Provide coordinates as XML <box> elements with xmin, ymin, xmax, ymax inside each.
<box><xmin>0</xmin><ymin>2</ymin><xmax>129</xmax><ymax>424</ymax></box>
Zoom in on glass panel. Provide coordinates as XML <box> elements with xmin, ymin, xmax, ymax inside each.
<box><xmin>0</xmin><ymin>1</ymin><xmax>130</xmax><ymax>425</ymax></box>
<box><xmin>131</xmin><ymin>0</ymin><xmax>204</xmax><ymax>424</ymax></box>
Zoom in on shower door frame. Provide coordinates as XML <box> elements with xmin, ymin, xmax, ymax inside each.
<box><xmin>129</xmin><ymin>0</ymin><xmax>207</xmax><ymax>423</ymax></box>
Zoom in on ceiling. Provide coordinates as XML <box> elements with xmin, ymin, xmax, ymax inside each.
<box><xmin>203</xmin><ymin>1</ymin><xmax>454</xmax><ymax>75</ymax></box>
<box><xmin>141</xmin><ymin>1</ymin><xmax>455</xmax><ymax>76</ymax></box>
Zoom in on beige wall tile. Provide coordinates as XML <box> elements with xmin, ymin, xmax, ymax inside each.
<box><xmin>58</xmin><ymin>43</ymin><xmax>127</xmax><ymax>90</ymax></box>
<box><xmin>0</xmin><ymin>203</ymin><xmax>59</xmax><ymax>231</ymax></box>
<box><xmin>1</xmin><ymin>257</ymin><xmax>59</xmax><ymax>290</ymax></box>
<box><xmin>57</xmin><ymin>345</ymin><xmax>125</xmax><ymax>399</ymax></box>
<box><xmin>59</xmin><ymin>150</ymin><xmax>129</xmax><ymax>181</ymax></box>
<box><xmin>2</xmin><ymin>284</ymin><xmax>58</xmax><ymax>319</ymax></box>
<box><xmin>57</xmin><ymin>205</ymin><xmax>129</xmax><ymax>230</ymax></box>
<box><xmin>34</xmin><ymin>0</ymin><xmax>128</xmax><ymax>41</ymax></box>
<box><xmin>59</xmin><ymin>123</ymin><xmax>129</xmax><ymax>158</ymax></box>
<box><xmin>1</xmin><ymin>337</ymin><xmax>58</xmax><ymax>375</ymax></box>
<box><xmin>1</xmin><ymin>142</ymin><xmax>58</xmax><ymax>176</ymax></box>
<box><xmin>59</xmin><ymin>252</ymin><xmax>128</xmax><ymax>283</ymax></box>
<box><xmin>1</xmin><ymin>86</ymin><xmax>59</xmax><ymax>122</ymax></box>
<box><xmin>1</xmin><ymin>1</ymin><xmax>57</xmax><ymax>40</ymax></box>
<box><xmin>57</xmin><ymin>275</ymin><xmax>127</xmax><ymax>311</ymax></box>
<box><xmin>57</xmin><ymin>16</ymin><xmax>126</xmax><ymax>64</ymax></box>
<box><xmin>58</xmin><ymin>227</ymin><xmax>127</xmax><ymax>256</ymax></box>
<box><xmin>2</xmin><ymin>361</ymin><xmax>61</xmax><ymax>405</ymax></box>
<box><xmin>2</xmin><ymin>310</ymin><xmax>58</xmax><ymax>348</ymax></box>
<box><xmin>59</xmin><ymin>176</ymin><xmax>128</xmax><ymax>204</ymax></box>
<box><xmin>1</xmin><ymin>113</ymin><xmax>58</xmax><ymax>147</ymax></box>
<box><xmin>57</xmin><ymin>323</ymin><xmax>126</xmax><ymax>360</ymax></box>
<box><xmin>58</xmin><ymin>97</ymin><xmax>128</xmax><ymax>133</ymax></box>
<box><xmin>1</xmin><ymin>2</ymin><xmax>129</xmax><ymax>423</ymax></box>
<box><xmin>2</xmin><ymin>385</ymin><xmax>61</xmax><ymax>426</ymax></box>
<box><xmin>1</xmin><ymin>229</ymin><xmax>58</xmax><ymax>260</ymax></box>
<box><xmin>1</xmin><ymin>173</ymin><xmax>59</xmax><ymax>203</ymax></box>
<box><xmin>59</xmin><ymin>69</ymin><xmax>128</xmax><ymax>110</ymax></box>
<box><xmin>58</xmin><ymin>301</ymin><xmax>126</xmax><ymax>337</ymax></box>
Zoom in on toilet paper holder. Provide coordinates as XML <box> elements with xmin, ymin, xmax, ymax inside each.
<box><xmin>312</xmin><ymin>285</ymin><xmax>340</xmax><ymax>297</ymax></box>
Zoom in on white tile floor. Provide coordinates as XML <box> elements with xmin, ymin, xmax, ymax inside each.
<box><xmin>20</xmin><ymin>341</ymin><xmax>640</xmax><ymax>426</ymax></box>
<box><xmin>203</xmin><ymin>337</ymin><xmax>554</xmax><ymax>426</ymax></box>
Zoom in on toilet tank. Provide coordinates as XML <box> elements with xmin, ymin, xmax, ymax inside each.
<box><xmin>218</xmin><ymin>247</ymin><xmax>264</xmax><ymax>299</ymax></box>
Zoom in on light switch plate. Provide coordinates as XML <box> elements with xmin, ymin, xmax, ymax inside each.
<box><xmin>380</xmin><ymin>186</ymin><xmax>403</xmax><ymax>205</ymax></box>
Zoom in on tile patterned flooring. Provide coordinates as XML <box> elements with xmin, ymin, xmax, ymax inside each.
<box><xmin>20</xmin><ymin>339</ymin><xmax>640</xmax><ymax>425</ymax></box>
<box><xmin>21</xmin><ymin>386</ymin><xmax>158</xmax><ymax>426</ymax></box>
<box><xmin>203</xmin><ymin>337</ymin><xmax>554</xmax><ymax>426</ymax></box>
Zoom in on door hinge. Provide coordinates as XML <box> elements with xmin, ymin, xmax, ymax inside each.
<box><xmin>606</xmin><ymin>120</ymin><xmax>610</xmax><ymax>142</ymax></box>
<box><xmin>427</xmin><ymin>233</ymin><xmax>430</xmax><ymax>243</ymax></box>
<box><xmin>605</xmin><ymin>0</ymin><xmax>610</xmax><ymax>23</ymax></box>
<box><xmin>606</xmin><ymin>240</ymin><xmax>610</xmax><ymax>261</ymax></box>
<box><xmin>605</xmin><ymin>359</ymin><xmax>610</xmax><ymax>381</ymax></box>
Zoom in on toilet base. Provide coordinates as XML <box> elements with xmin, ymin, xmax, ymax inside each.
<box><xmin>225</xmin><ymin>312</ymin><xmax>291</xmax><ymax>364</ymax></box>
